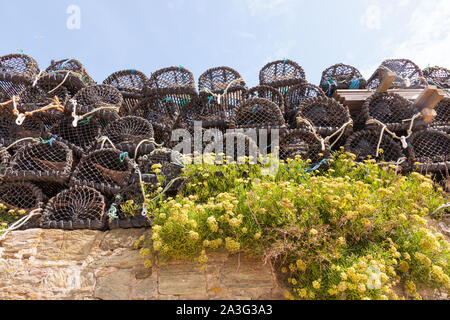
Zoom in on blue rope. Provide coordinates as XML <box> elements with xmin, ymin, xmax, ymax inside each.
<box><xmin>17</xmin><ymin>48</ymin><xmax>25</xmax><ymax>57</ymax></box>
<box><xmin>130</xmin><ymin>69</ymin><xmax>135</xmax><ymax>73</ymax></box>
<box><xmin>322</xmin><ymin>78</ymin><xmax>337</xmax><ymax>97</ymax></box>
<box><xmin>178</xmin><ymin>65</ymin><xmax>183</xmax><ymax>71</ymax></box>
<box><xmin>305</xmin><ymin>158</ymin><xmax>330</xmax><ymax>174</ymax></box>
<box><xmin>60</xmin><ymin>59</ymin><xmax>72</xmax><ymax>69</ymax></box>
<box><xmin>283</xmin><ymin>58</ymin><xmax>288</xmax><ymax>65</ymax></box>
<box><xmin>349</xmin><ymin>78</ymin><xmax>361</xmax><ymax>89</ymax></box>
<box><xmin>208</xmin><ymin>96</ymin><xmax>214</xmax><ymax>104</ymax></box>
<box><xmin>119</xmin><ymin>152</ymin><xmax>129</xmax><ymax>162</ymax></box>
<box><xmin>40</xmin><ymin>137</ymin><xmax>55</xmax><ymax>147</ymax></box>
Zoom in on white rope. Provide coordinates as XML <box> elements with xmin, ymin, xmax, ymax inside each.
<box><xmin>199</xmin><ymin>78</ymin><xmax>244</xmax><ymax>105</ymax></box>
<box><xmin>431</xmin><ymin>203</ymin><xmax>450</xmax><ymax>216</ymax></box>
<box><xmin>0</xmin><ymin>209</ymin><xmax>42</xmax><ymax>242</ymax></box>
<box><xmin>96</xmin><ymin>136</ymin><xmax>116</xmax><ymax>150</ymax></box>
<box><xmin>70</xmin><ymin>99</ymin><xmax>119</xmax><ymax>127</ymax></box>
<box><xmin>0</xmin><ymin>137</ymin><xmax>40</xmax><ymax>153</ymax></box>
<box><xmin>134</xmin><ymin>139</ymin><xmax>164</xmax><ymax>161</ymax></box>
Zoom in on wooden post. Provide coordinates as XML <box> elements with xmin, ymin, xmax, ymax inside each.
<box><xmin>377</xmin><ymin>70</ymin><xmax>396</xmax><ymax>92</ymax></box>
<box><xmin>413</xmin><ymin>85</ymin><xmax>445</xmax><ymax>124</ymax></box>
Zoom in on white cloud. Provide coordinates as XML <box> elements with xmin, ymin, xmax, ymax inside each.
<box><xmin>360</xmin><ymin>4</ymin><xmax>381</xmax><ymax>30</ymax></box>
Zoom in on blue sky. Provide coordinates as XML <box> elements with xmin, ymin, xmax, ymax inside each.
<box><xmin>1</xmin><ymin>0</ymin><xmax>449</xmax><ymax>87</ymax></box>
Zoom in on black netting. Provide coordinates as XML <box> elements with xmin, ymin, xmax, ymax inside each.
<box><xmin>423</xmin><ymin>66</ymin><xmax>450</xmax><ymax>89</ymax></box>
<box><xmin>320</xmin><ymin>63</ymin><xmax>367</xmax><ymax>96</ymax></box>
<box><xmin>0</xmin><ymin>182</ymin><xmax>44</xmax><ymax>213</ymax></box>
<box><xmin>430</xmin><ymin>97</ymin><xmax>450</xmax><ymax>128</ymax></box>
<box><xmin>41</xmin><ymin>186</ymin><xmax>106</xmax><ymax>230</ymax></box>
<box><xmin>103</xmin><ymin>69</ymin><xmax>148</xmax><ymax>116</ymax></box>
<box><xmin>0</xmin><ymin>54</ymin><xmax>39</xmax><ymax>100</ymax></box>
<box><xmin>45</xmin><ymin>59</ymin><xmax>95</xmax><ymax>95</ymax></box>
<box><xmin>101</xmin><ymin>116</ymin><xmax>155</xmax><ymax>157</ymax></box>
<box><xmin>280</xmin><ymin>129</ymin><xmax>331</xmax><ymax>163</ymax></box>
<box><xmin>47</xmin><ymin>115</ymin><xmax>102</xmax><ymax>158</ymax></box>
<box><xmin>0</xmin><ymin>143</ymin><xmax>10</xmax><ymax>169</ymax></box>
<box><xmin>285</xmin><ymin>82</ymin><xmax>326</xmax><ymax>127</ymax></box>
<box><xmin>259</xmin><ymin>59</ymin><xmax>305</xmax><ymax>91</ymax></box>
<box><xmin>367</xmin><ymin>59</ymin><xmax>426</xmax><ymax>90</ymax></box>
<box><xmin>229</xmin><ymin>98</ymin><xmax>285</xmax><ymax>130</ymax></box>
<box><xmin>360</xmin><ymin>92</ymin><xmax>426</xmax><ymax>132</ymax></box>
<box><xmin>345</xmin><ymin>129</ymin><xmax>404</xmax><ymax>162</ymax></box>
<box><xmin>1</xmin><ymin>140</ymin><xmax>73</xmax><ymax>183</ymax></box>
<box><xmin>176</xmin><ymin>96</ymin><xmax>227</xmax><ymax>130</ymax></box>
<box><xmin>70</xmin><ymin>84</ymin><xmax>123</xmax><ymax>121</ymax></box>
<box><xmin>131</xmin><ymin>96</ymin><xmax>180</xmax><ymax>145</ymax></box>
<box><xmin>247</xmin><ymin>85</ymin><xmax>284</xmax><ymax>115</ymax></box>
<box><xmin>70</xmin><ymin>148</ymin><xmax>134</xmax><ymax>195</ymax></box>
<box><xmin>408</xmin><ymin>129</ymin><xmax>450</xmax><ymax>172</ymax></box>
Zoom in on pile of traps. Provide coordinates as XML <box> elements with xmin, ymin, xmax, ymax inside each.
<box><xmin>0</xmin><ymin>53</ymin><xmax>448</xmax><ymax>234</ymax></box>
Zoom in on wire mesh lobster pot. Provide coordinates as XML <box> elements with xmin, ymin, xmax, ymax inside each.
<box><xmin>175</xmin><ymin>96</ymin><xmax>227</xmax><ymax>131</ymax></box>
<box><xmin>0</xmin><ymin>54</ymin><xmax>40</xmax><ymax>101</ymax></box>
<box><xmin>198</xmin><ymin>67</ymin><xmax>247</xmax><ymax>120</ymax></box>
<box><xmin>229</xmin><ymin>98</ymin><xmax>286</xmax><ymax>130</ymax></box>
<box><xmin>131</xmin><ymin>96</ymin><xmax>179</xmax><ymax>145</ymax></box>
<box><xmin>360</xmin><ymin>92</ymin><xmax>427</xmax><ymax>132</ymax></box>
<box><xmin>70</xmin><ymin>84</ymin><xmax>123</xmax><ymax>124</ymax></box>
<box><xmin>146</xmin><ymin>66</ymin><xmax>197</xmax><ymax>109</ymax></box>
<box><xmin>1</xmin><ymin>140</ymin><xmax>73</xmax><ymax>183</ymax></box>
<box><xmin>41</xmin><ymin>186</ymin><xmax>106</xmax><ymax>230</ymax></box>
<box><xmin>103</xmin><ymin>69</ymin><xmax>148</xmax><ymax>116</ymax></box>
<box><xmin>367</xmin><ymin>59</ymin><xmax>426</xmax><ymax>90</ymax></box>
<box><xmin>44</xmin><ymin>59</ymin><xmax>95</xmax><ymax>96</ymax></box>
<box><xmin>407</xmin><ymin>129</ymin><xmax>450</xmax><ymax>173</ymax></box>
<box><xmin>137</xmin><ymin>149</ymin><xmax>185</xmax><ymax>196</ymax></box>
<box><xmin>247</xmin><ymin>85</ymin><xmax>284</xmax><ymax>115</ymax></box>
<box><xmin>16</xmin><ymin>80</ymin><xmax>69</xmax><ymax>126</ymax></box>
<box><xmin>0</xmin><ymin>182</ymin><xmax>44</xmax><ymax>213</ymax></box>
<box><xmin>295</xmin><ymin>97</ymin><xmax>353</xmax><ymax>149</ymax></box>
<box><xmin>320</xmin><ymin>63</ymin><xmax>367</xmax><ymax>97</ymax></box>
<box><xmin>45</xmin><ymin>115</ymin><xmax>102</xmax><ymax>159</ymax></box>
<box><xmin>0</xmin><ymin>114</ymin><xmax>45</xmax><ymax>150</ymax></box>
<box><xmin>345</xmin><ymin>129</ymin><xmax>404</xmax><ymax>162</ymax></box>
<box><xmin>259</xmin><ymin>59</ymin><xmax>306</xmax><ymax>96</ymax></box>
<box><xmin>0</xmin><ymin>143</ymin><xmax>10</xmax><ymax>169</ymax></box>
<box><xmin>279</xmin><ymin>129</ymin><xmax>331</xmax><ymax>163</ymax></box>
<box><xmin>423</xmin><ymin>66</ymin><xmax>450</xmax><ymax>89</ymax></box>
<box><xmin>285</xmin><ymin>82</ymin><xmax>326</xmax><ymax>127</ymax></box>
<box><xmin>101</xmin><ymin>116</ymin><xmax>155</xmax><ymax>157</ymax></box>
<box><xmin>430</xmin><ymin>97</ymin><xmax>450</xmax><ymax>130</ymax></box>
<box><xmin>207</xmin><ymin>131</ymin><xmax>260</xmax><ymax>164</ymax></box>
<box><xmin>70</xmin><ymin>148</ymin><xmax>134</xmax><ymax>196</ymax></box>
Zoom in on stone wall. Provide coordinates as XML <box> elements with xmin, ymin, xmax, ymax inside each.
<box><xmin>0</xmin><ymin>229</ymin><xmax>285</xmax><ymax>300</ymax></box>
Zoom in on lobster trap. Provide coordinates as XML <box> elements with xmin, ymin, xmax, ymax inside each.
<box><xmin>198</xmin><ymin>66</ymin><xmax>247</xmax><ymax>119</ymax></box>
<box><xmin>70</xmin><ymin>148</ymin><xmax>134</xmax><ymax>195</ymax></box>
<box><xmin>103</xmin><ymin>69</ymin><xmax>148</xmax><ymax>116</ymax></box>
<box><xmin>407</xmin><ymin>129</ymin><xmax>450</xmax><ymax>173</ymax></box>
<box><xmin>131</xmin><ymin>96</ymin><xmax>180</xmax><ymax>145</ymax></box>
<box><xmin>423</xmin><ymin>66</ymin><xmax>450</xmax><ymax>89</ymax></box>
<box><xmin>430</xmin><ymin>97</ymin><xmax>450</xmax><ymax>130</ymax></box>
<box><xmin>279</xmin><ymin>129</ymin><xmax>331</xmax><ymax>164</ymax></box>
<box><xmin>101</xmin><ymin>116</ymin><xmax>155</xmax><ymax>157</ymax></box>
<box><xmin>367</xmin><ymin>59</ymin><xmax>426</xmax><ymax>90</ymax></box>
<box><xmin>0</xmin><ymin>54</ymin><xmax>40</xmax><ymax>100</ymax></box>
<box><xmin>44</xmin><ymin>59</ymin><xmax>95</xmax><ymax>95</ymax></box>
<box><xmin>246</xmin><ymin>85</ymin><xmax>284</xmax><ymax>115</ymax></box>
<box><xmin>360</xmin><ymin>92</ymin><xmax>427</xmax><ymax>132</ymax></box>
<box><xmin>0</xmin><ymin>182</ymin><xmax>44</xmax><ymax>213</ymax></box>
<box><xmin>229</xmin><ymin>98</ymin><xmax>285</xmax><ymax>130</ymax></box>
<box><xmin>345</xmin><ymin>129</ymin><xmax>404</xmax><ymax>163</ymax></box>
<box><xmin>41</xmin><ymin>186</ymin><xmax>106</xmax><ymax>230</ymax></box>
<box><xmin>320</xmin><ymin>63</ymin><xmax>367</xmax><ymax>97</ymax></box>
<box><xmin>259</xmin><ymin>59</ymin><xmax>306</xmax><ymax>95</ymax></box>
<box><xmin>295</xmin><ymin>97</ymin><xmax>353</xmax><ymax>149</ymax></box>
<box><xmin>0</xmin><ymin>113</ymin><xmax>45</xmax><ymax>148</ymax></box>
<box><xmin>46</xmin><ymin>115</ymin><xmax>102</xmax><ymax>158</ymax></box>
<box><xmin>146</xmin><ymin>66</ymin><xmax>197</xmax><ymax>108</ymax></box>
<box><xmin>285</xmin><ymin>82</ymin><xmax>326</xmax><ymax>127</ymax></box>
<box><xmin>1</xmin><ymin>140</ymin><xmax>73</xmax><ymax>183</ymax></box>
<box><xmin>176</xmin><ymin>96</ymin><xmax>227</xmax><ymax>130</ymax></box>
<box><xmin>70</xmin><ymin>84</ymin><xmax>123</xmax><ymax>123</ymax></box>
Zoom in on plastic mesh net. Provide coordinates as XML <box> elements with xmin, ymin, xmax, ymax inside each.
<box><xmin>279</xmin><ymin>129</ymin><xmax>331</xmax><ymax>163</ymax></box>
<box><xmin>423</xmin><ymin>66</ymin><xmax>450</xmax><ymax>89</ymax></box>
<box><xmin>131</xmin><ymin>96</ymin><xmax>180</xmax><ymax>145</ymax></box>
<box><xmin>70</xmin><ymin>148</ymin><xmax>134</xmax><ymax>195</ymax></box>
<box><xmin>0</xmin><ymin>113</ymin><xmax>45</xmax><ymax>147</ymax></box>
<box><xmin>2</xmin><ymin>140</ymin><xmax>73</xmax><ymax>183</ymax></box>
<box><xmin>345</xmin><ymin>129</ymin><xmax>404</xmax><ymax>162</ymax></box>
<box><xmin>103</xmin><ymin>69</ymin><xmax>148</xmax><ymax>116</ymax></box>
<box><xmin>229</xmin><ymin>98</ymin><xmax>285</xmax><ymax>130</ymax></box>
<box><xmin>102</xmin><ymin>116</ymin><xmax>155</xmax><ymax>157</ymax></box>
<box><xmin>45</xmin><ymin>59</ymin><xmax>95</xmax><ymax>95</ymax></box>
<box><xmin>320</xmin><ymin>63</ymin><xmax>367</xmax><ymax>96</ymax></box>
<box><xmin>361</xmin><ymin>92</ymin><xmax>426</xmax><ymax>132</ymax></box>
<box><xmin>41</xmin><ymin>186</ymin><xmax>106</xmax><ymax>230</ymax></box>
<box><xmin>0</xmin><ymin>182</ymin><xmax>44</xmax><ymax>213</ymax></box>
<box><xmin>70</xmin><ymin>84</ymin><xmax>123</xmax><ymax>121</ymax></box>
<box><xmin>367</xmin><ymin>59</ymin><xmax>426</xmax><ymax>90</ymax></box>
<box><xmin>47</xmin><ymin>115</ymin><xmax>102</xmax><ymax>158</ymax></box>
<box><xmin>285</xmin><ymin>82</ymin><xmax>326</xmax><ymax>127</ymax></box>
<box><xmin>247</xmin><ymin>85</ymin><xmax>284</xmax><ymax>115</ymax></box>
<box><xmin>408</xmin><ymin>129</ymin><xmax>450</xmax><ymax>172</ymax></box>
<box><xmin>259</xmin><ymin>59</ymin><xmax>305</xmax><ymax>90</ymax></box>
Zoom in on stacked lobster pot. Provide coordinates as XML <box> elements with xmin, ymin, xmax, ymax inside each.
<box><xmin>320</xmin><ymin>63</ymin><xmax>367</xmax><ymax>97</ymax></box>
<box><xmin>367</xmin><ymin>59</ymin><xmax>427</xmax><ymax>90</ymax></box>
